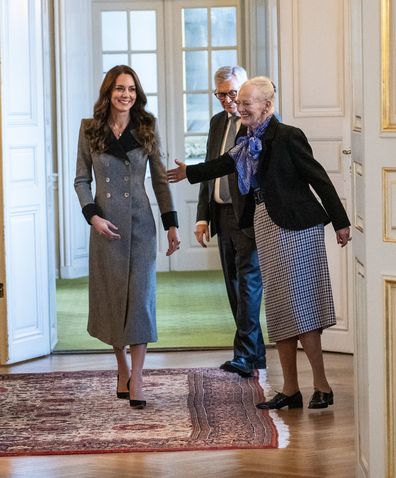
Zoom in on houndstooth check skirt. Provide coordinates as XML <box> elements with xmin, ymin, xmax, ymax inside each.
<box><xmin>254</xmin><ymin>202</ymin><xmax>336</xmax><ymax>343</ymax></box>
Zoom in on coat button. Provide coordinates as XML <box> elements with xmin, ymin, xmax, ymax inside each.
<box><xmin>105</xmin><ymin>177</ymin><xmax>110</xmax><ymax>183</ymax></box>
<box><xmin>125</xmin><ymin>160</ymin><xmax>130</xmax><ymax>165</ymax></box>
<box><xmin>124</xmin><ymin>192</ymin><xmax>129</xmax><ymax>198</ymax></box>
<box><xmin>124</xmin><ymin>176</ymin><xmax>129</xmax><ymax>181</ymax></box>
<box><xmin>106</xmin><ymin>192</ymin><xmax>111</xmax><ymax>198</ymax></box>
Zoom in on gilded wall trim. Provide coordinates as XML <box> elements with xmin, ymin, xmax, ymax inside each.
<box><xmin>381</xmin><ymin>0</ymin><xmax>396</xmax><ymax>131</ymax></box>
<box><xmin>384</xmin><ymin>278</ymin><xmax>396</xmax><ymax>478</ymax></box>
<box><xmin>0</xmin><ymin>0</ymin><xmax>9</xmax><ymax>364</ymax></box>
<box><xmin>353</xmin><ymin>161</ymin><xmax>364</xmax><ymax>233</ymax></box>
<box><xmin>383</xmin><ymin>167</ymin><xmax>396</xmax><ymax>242</ymax></box>
<box><xmin>355</xmin><ymin>258</ymin><xmax>368</xmax><ymax>473</ymax></box>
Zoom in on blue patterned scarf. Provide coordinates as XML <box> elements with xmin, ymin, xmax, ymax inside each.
<box><xmin>228</xmin><ymin>115</ymin><xmax>273</xmax><ymax>195</ymax></box>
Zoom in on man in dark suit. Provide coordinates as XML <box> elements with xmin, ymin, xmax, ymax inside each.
<box><xmin>194</xmin><ymin>66</ymin><xmax>266</xmax><ymax>377</ymax></box>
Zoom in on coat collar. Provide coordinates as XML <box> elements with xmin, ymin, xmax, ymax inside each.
<box><xmin>262</xmin><ymin>115</ymin><xmax>279</xmax><ymax>143</ymax></box>
<box><xmin>211</xmin><ymin>111</ymin><xmax>228</xmax><ymax>156</ymax></box>
<box><xmin>105</xmin><ymin>120</ymin><xmax>142</xmax><ymax>159</ymax></box>
<box><xmin>258</xmin><ymin>115</ymin><xmax>279</xmax><ymax>157</ymax></box>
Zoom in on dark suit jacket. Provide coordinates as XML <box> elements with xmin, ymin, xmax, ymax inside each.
<box><xmin>196</xmin><ymin>110</ymin><xmax>253</xmax><ymax>238</ymax></box>
<box><xmin>187</xmin><ymin>116</ymin><xmax>350</xmax><ymax>232</ymax></box>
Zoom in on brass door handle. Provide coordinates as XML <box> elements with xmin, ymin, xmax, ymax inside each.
<box><xmin>342</xmin><ymin>149</ymin><xmax>352</xmax><ymax>155</ymax></box>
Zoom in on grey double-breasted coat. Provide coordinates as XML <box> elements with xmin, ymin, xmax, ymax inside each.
<box><xmin>74</xmin><ymin>119</ymin><xmax>177</xmax><ymax>347</ymax></box>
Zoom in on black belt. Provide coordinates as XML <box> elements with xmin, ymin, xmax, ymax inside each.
<box><xmin>253</xmin><ymin>189</ymin><xmax>265</xmax><ymax>204</ymax></box>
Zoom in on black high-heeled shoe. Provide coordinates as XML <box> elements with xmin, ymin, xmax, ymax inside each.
<box><xmin>129</xmin><ymin>399</ymin><xmax>146</xmax><ymax>409</ymax></box>
<box><xmin>256</xmin><ymin>390</ymin><xmax>303</xmax><ymax>409</ymax></box>
<box><xmin>116</xmin><ymin>376</ymin><xmax>130</xmax><ymax>399</ymax></box>
<box><xmin>308</xmin><ymin>389</ymin><xmax>334</xmax><ymax>409</ymax></box>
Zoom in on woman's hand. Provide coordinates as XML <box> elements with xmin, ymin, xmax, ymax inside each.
<box><xmin>167</xmin><ymin>160</ymin><xmax>187</xmax><ymax>183</ymax></box>
<box><xmin>336</xmin><ymin>226</ymin><xmax>351</xmax><ymax>247</ymax></box>
<box><xmin>166</xmin><ymin>226</ymin><xmax>181</xmax><ymax>256</ymax></box>
<box><xmin>91</xmin><ymin>215</ymin><xmax>121</xmax><ymax>240</ymax></box>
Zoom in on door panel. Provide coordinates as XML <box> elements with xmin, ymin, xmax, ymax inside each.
<box><xmin>278</xmin><ymin>0</ymin><xmax>353</xmax><ymax>352</ymax></box>
<box><xmin>166</xmin><ymin>0</ymin><xmax>240</xmax><ymax>271</ymax></box>
<box><xmin>0</xmin><ymin>0</ymin><xmax>53</xmax><ymax>363</ymax></box>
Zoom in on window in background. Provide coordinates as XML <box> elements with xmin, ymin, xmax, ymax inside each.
<box><xmin>101</xmin><ymin>10</ymin><xmax>159</xmax><ymax>117</ymax></box>
<box><xmin>182</xmin><ymin>6</ymin><xmax>238</xmax><ymax>164</ymax></box>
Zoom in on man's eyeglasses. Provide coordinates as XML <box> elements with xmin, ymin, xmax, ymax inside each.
<box><xmin>213</xmin><ymin>90</ymin><xmax>238</xmax><ymax>100</ymax></box>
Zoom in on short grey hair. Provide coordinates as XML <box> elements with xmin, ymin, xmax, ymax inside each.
<box><xmin>214</xmin><ymin>66</ymin><xmax>248</xmax><ymax>87</ymax></box>
<box><xmin>243</xmin><ymin>76</ymin><xmax>276</xmax><ymax>101</ymax></box>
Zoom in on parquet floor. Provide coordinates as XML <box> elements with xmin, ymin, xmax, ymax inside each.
<box><xmin>0</xmin><ymin>348</ymin><xmax>355</xmax><ymax>478</ymax></box>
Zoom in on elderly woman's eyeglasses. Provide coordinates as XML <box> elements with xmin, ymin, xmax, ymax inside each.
<box><xmin>213</xmin><ymin>90</ymin><xmax>238</xmax><ymax>100</ymax></box>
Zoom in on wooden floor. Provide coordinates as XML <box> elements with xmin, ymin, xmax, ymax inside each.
<box><xmin>0</xmin><ymin>349</ymin><xmax>355</xmax><ymax>478</ymax></box>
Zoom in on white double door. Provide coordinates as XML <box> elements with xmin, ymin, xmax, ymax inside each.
<box><xmin>278</xmin><ymin>0</ymin><xmax>353</xmax><ymax>353</ymax></box>
<box><xmin>0</xmin><ymin>0</ymin><xmax>354</xmax><ymax>364</ymax></box>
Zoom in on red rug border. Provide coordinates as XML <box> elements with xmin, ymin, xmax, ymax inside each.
<box><xmin>0</xmin><ymin>368</ymin><xmax>280</xmax><ymax>456</ymax></box>
<box><xmin>1</xmin><ymin>442</ymin><xmax>278</xmax><ymax>457</ymax></box>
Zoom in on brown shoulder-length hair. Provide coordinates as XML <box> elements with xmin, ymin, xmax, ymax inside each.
<box><xmin>85</xmin><ymin>65</ymin><xmax>158</xmax><ymax>155</ymax></box>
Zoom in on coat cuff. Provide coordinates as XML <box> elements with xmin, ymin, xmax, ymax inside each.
<box><xmin>161</xmin><ymin>211</ymin><xmax>178</xmax><ymax>230</ymax></box>
<box><xmin>82</xmin><ymin>203</ymin><xmax>100</xmax><ymax>224</ymax></box>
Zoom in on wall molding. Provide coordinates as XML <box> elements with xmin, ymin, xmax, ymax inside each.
<box><xmin>381</xmin><ymin>0</ymin><xmax>396</xmax><ymax>132</ymax></box>
<box><xmin>355</xmin><ymin>258</ymin><xmax>369</xmax><ymax>474</ymax></box>
<box><xmin>353</xmin><ymin>161</ymin><xmax>364</xmax><ymax>233</ymax></box>
<box><xmin>292</xmin><ymin>0</ymin><xmax>344</xmax><ymax>117</ymax></box>
<box><xmin>383</xmin><ymin>167</ymin><xmax>396</xmax><ymax>242</ymax></box>
<box><xmin>384</xmin><ymin>277</ymin><xmax>396</xmax><ymax>478</ymax></box>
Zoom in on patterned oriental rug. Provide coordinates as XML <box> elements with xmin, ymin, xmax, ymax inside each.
<box><xmin>0</xmin><ymin>368</ymin><xmax>289</xmax><ymax>456</ymax></box>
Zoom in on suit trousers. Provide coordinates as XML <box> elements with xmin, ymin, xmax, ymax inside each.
<box><xmin>216</xmin><ymin>203</ymin><xmax>266</xmax><ymax>367</ymax></box>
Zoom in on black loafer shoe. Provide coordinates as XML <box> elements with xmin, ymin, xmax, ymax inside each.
<box><xmin>308</xmin><ymin>389</ymin><xmax>334</xmax><ymax>409</ymax></box>
<box><xmin>256</xmin><ymin>391</ymin><xmax>303</xmax><ymax>409</ymax></box>
<box><xmin>221</xmin><ymin>357</ymin><xmax>253</xmax><ymax>377</ymax></box>
<box><xmin>219</xmin><ymin>360</ymin><xmax>231</xmax><ymax>370</ymax></box>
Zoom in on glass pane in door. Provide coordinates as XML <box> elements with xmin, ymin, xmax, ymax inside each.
<box><xmin>211</xmin><ymin>50</ymin><xmax>237</xmax><ymax>81</ymax></box>
<box><xmin>184</xmin><ymin>136</ymin><xmax>207</xmax><ymax>163</ymax></box>
<box><xmin>184</xmin><ymin>51</ymin><xmax>208</xmax><ymax>90</ymax></box>
<box><xmin>182</xmin><ymin>8</ymin><xmax>208</xmax><ymax>48</ymax></box>
<box><xmin>102</xmin><ymin>53</ymin><xmax>128</xmax><ymax>74</ymax></box>
<box><xmin>131</xmin><ymin>53</ymin><xmax>158</xmax><ymax>93</ymax></box>
<box><xmin>130</xmin><ymin>11</ymin><xmax>157</xmax><ymax>50</ymax></box>
<box><xmin>102</xmin><ymin>11</ymin><xmax>128</xmax><ymax>51</ymax></box>
<box><xmin>182</xmin><ymin>6</ymin><xmax>238</xmax><ymax>163</ymax></box>
<box><xmin>185</xmin><ymin>93</ymin><xmax>209</xmax><ymax>132</ymax></box>
<box><xmin>211</xmin><ymin>7</ymin><xmax>237</xmax><ymax>46</ymax></box>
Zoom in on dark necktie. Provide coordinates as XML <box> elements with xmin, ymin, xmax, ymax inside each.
<box><xmin>219</xmin><ymin>115</ymin><xmax>238</xmax><ymax>203</ymax></box>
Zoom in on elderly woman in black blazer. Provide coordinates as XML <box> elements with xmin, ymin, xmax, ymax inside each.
<box><xmin>168</xmin><ymin>76</ymin><xmax>351</xmax><ymax>410</ymax></box>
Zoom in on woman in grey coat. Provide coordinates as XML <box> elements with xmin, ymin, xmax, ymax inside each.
<box><xmin>74</xmin><ymin>65</ymin><xmax>180</xmax><ymax>408</ymax></box>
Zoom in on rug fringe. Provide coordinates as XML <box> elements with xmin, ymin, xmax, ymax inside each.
<box><xmin>257</xmin><ymin>371</ymin><xmax>290</xmax><ymax>449</ymax></box>
<box><xmin>255</xmin><ymin>369</ymin><xmax>290</xmax><ymax>448</ymax></box>
<box><xmin>269</xmin><ymin>411</ymin><xmax>290</xmax><ymax>448</ymax></box>
<box><xmin>257</xmin><ymin>369</ymin><xmax>272</xmax><ymax>397</ymax></box>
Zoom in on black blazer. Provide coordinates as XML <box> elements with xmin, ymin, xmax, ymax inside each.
<box><xmin>196</xmin><ymin>110</ymin><xmax>252</xmax><ymax>237</ymax></box>
<box><xmin>187</xmin><ymin>116</ymin><xmax>350</xmax><ymax>232</ymax></box>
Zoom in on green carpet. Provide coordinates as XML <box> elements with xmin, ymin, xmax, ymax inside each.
<box><xmin>55</xmin><ymin>271</ymin><xmax>268</xmax><ymax>351</ymax></box>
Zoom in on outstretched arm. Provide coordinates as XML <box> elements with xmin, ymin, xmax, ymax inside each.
<box><xmin>167</xmin><ymin>154</ymin><xmax>235</xmax><ymax>184</ymax></box>
<box><xmin>167</xmin><ymin>159</ymin><xmax>187</xmax><ymax>183</ymax></box>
